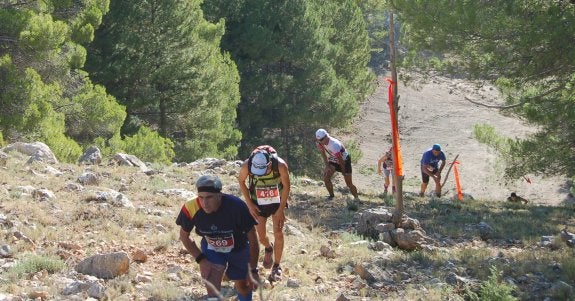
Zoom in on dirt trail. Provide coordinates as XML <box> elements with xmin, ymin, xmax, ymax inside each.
<box><xmin>348</xmin><ymin>74</ymin><xmax>572</xmax><ymax>205</ymax></box>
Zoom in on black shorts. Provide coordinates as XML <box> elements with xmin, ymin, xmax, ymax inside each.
<box><xmin>251</xmin><ymin>202</ymin><xmax>288</xmax><ymax>218</ymax></box>
<box><xmin>329</xmin><ymin>156</ymin><xmax>353</xmax><ymax>174</ymax></box>
<box><xmin>421</xmin><ymin>168</ymin><xmax>438</xmax><ymax>183</ymax></box>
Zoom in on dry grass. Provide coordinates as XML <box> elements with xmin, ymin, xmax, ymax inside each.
<box><xmin>1</xmin><ymin>153</ymin><xmax>575</xmax><ymax>300</ymax></box>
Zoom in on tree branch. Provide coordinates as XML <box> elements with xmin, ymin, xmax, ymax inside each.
<box><xmin>464</xmin><ymin>86</ymin><xmax>563</xmax><ymax>110</ymax></box>
<box><xmin>0</xmin><ymin>36</ymin><xmax>18</xmax><ymax>43</ymax></box>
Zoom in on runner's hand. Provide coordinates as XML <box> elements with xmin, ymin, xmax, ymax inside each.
<box><xmin>275</xmin><ymin>208</ymin><xmax>285</xmax><ymax>228</ymax></box>
<box><xmin>247</xmin><ymin>204</ymin><xmax>260</xmax><ymax>221</ymax></box>
<box><xmin>247</xmin><ymin>269</ymin><xmax>260</xmax><ymax>289</ymax></box>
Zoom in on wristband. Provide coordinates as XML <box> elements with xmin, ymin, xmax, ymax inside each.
<box><xmin>195</xmin><ymin>253</ymin><xmax>206</xmax><ymax>264</ymax></box>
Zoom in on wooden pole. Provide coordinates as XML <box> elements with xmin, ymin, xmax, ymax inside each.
<box><xmin>389</xmin><ymin>12</ymin><xmax>404</xmax><ymax>226</ymax></box>
<box><xmin>441</xmin><ymin>154</ymin><xmax>460</xmax><ymax>188</ymax></box>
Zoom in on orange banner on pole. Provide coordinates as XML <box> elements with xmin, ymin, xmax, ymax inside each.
<box><xmin>387</xmin><ymin>79</ymin><xmax>403</xmax><ymax>176</ymax></box>
<box><xmin>453</xmin><ymin>161</ymin><xmax>463</xmax><ymax>201</ymax></box>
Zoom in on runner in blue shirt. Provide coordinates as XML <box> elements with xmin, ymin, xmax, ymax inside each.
<box><xmin>176</xmin><ymin>175</ymin><xmax>259</xmax><ymax>301</ymax></box>
<box><xmin>419</xmin><ymin>144</ymin><xmax>447</xmax><ymax>197</ymax></box>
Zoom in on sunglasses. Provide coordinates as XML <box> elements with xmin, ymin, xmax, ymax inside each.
<box><xmin>252</xmin><ymin>162</ymin><xmax>271</xmax><ymax>169</ymax></box>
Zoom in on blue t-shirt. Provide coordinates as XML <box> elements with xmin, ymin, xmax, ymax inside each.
<box><xmin>420</xmin><ymin>149</ymin><xmax>446</xmax><ymax>170</ymax></box>
<box><xmin>176</xmin><ymin>193</ymin><xmax>256</xmax><ymax>252</ymax></box>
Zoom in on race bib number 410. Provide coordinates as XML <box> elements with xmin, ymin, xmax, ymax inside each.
<box><xmin>256</xmin><ymin>185</ymin><xmax>281</xmax><ymax>206</ymax></box>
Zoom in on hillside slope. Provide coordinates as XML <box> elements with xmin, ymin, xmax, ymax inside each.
<box><xmin>347</xmin><ymin>74</ymin><xmax>572</xmax><ymax>205</ymax></box>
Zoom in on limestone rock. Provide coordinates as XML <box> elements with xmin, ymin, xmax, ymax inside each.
<box><xmin>75</xmin><ymin>252</ymin><xmax>130</xmax><ymax>279</ymax></box>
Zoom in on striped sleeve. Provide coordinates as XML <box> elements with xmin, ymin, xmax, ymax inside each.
<box><xmin>176</xmin><ymin>198</ymin><xmax>202</xmax><ymax>232</ymax></box>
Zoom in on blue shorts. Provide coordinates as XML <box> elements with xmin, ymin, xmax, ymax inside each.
<box><xmin>201</xmin><ymin>240</ymin><xmax>250</xmax><ymax>280</ymax></box>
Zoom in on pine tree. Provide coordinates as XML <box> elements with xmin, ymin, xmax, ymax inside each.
<box><xmin>391</xmin><ymin>0</ymin><xmax>575</xmax><ymax>179</ymax></box>
<box><xmin>203</xmin><ymin>0</ymin><xmax>375</xmax><ymax>173</ymax></box>
<box><xmin>87</xmin><ymin>0</ymin><xmax>241</xmax><ymax>161</ymax></box>
<box><xmin>0</xmin><ymin>1</ymin><xmax>125</xmax><ymax>162</ymax></box>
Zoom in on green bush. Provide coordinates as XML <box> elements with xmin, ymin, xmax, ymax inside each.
<box><xmin>472</xmin><ymin>124</ymin><xmax>512</xmax><ymax>155</ymax></box>
<box><xmin>562</xmin><ymin>256</ymin><xmax>575</xmax><ymax>284</ymax></box>
<box><xmin>94</xmin><ymin>132</ymin><xmax>123</xmax><ymax>159</ymax></box>
<box><xmin>95</xmin><ymin>127</ymin><xmax>175</xmax><ymax>164</ymax></box>
<box><xmin>39</xmin><ymin>116</ymin><xmax>83</xmax><ymax>163</ymax></box>
<box><xmin>467</xmin><ymin>266</ymin><xmax>517</xmax><ymax>301</ymax></box>
<box><xmin>8</xmin><ymin>254</ymin><xmax>66</xmax><ymax>280</ymax></box>
<box><xmin>122</xmin><ymin>126</ymin><xmax>175</xmax><ymax>164</ymax></box>
<box><xmin>345</xmin><ymin>139</ymin><xmax>363</xmax><ymax>164</ymax></box>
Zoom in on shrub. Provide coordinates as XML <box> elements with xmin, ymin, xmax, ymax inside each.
<box><xmin>467</xmin><ymin>266</ymin><xmax>517</xmax><ymax>301</ymax></box>
<box><xmin>94</xmin><ymin>127</ymin><xmax>175</xmax><ymax>164</ymax></box>
<box><xmin>122</xmin><ymin>126</ymin><xmax>175</xmax><ymax>164</ymax></box>
<box><xmin>8</xmin><ymin>254</ymin><xmax>66</xmax><ymax>280</ymax></box>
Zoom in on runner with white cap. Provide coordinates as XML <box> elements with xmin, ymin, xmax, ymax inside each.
<box><xmin>315</xmin><ymin>129</ymin><xmax>359</xmax><ymax>201</ymax></box>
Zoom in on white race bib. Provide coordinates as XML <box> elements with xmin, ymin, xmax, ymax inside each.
<box><xmin>256</xmin><ymin>185</ymin><xmax>281</xmax><ymax>205</ymax></box>
<box><xmin>206</xmin><ymin>235</ymin><xmax>235</xmax><ymax>253</ymax></box>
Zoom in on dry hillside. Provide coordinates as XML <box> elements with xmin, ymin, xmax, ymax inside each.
<box><xmin>0</xmin><ymin>75</ymin><xmax>574</xmax><ymax>301</ymax></box>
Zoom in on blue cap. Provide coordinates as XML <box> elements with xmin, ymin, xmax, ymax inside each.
<box><xmin>432</xmin><ymin>144</ymin><xmax>441</xmax><ymax>151</ymax></box>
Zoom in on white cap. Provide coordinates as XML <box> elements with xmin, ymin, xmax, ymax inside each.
<box><xmin>250</xmin><ymin>152</ymin><xmax>269</xmax><ymax>176</ymax></box>
<box><xmin>315</xmin><ymin>128</ymin><xmax>328</xmax><ymax>140</ymax></box>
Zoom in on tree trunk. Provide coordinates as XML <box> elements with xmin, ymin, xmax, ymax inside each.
<box><xmin>389</xmin><ymin>11</ymin><xmax>404</xmax><ymax>225</ymax></box>
<box><xmin>159</xmin><ymin>97</ymin><xmax>167</xmax><ymax>137</ymax></box>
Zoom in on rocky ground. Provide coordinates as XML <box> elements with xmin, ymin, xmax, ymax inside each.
<box><xmin>1</xmin><ymin>74</ymin><xmax>574</xmax><ymax>301</ymax></box>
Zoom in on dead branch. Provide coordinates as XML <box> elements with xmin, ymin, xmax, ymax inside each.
<box><xmin>464</xmin><ymin>86</ymin><xmax>563</xmax><ymax>110</ymax></box>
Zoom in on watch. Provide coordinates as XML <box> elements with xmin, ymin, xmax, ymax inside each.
<box><xmin>195</xmin><ymin>253</ymin><xmax>206</xmax><ymax>264</ymax></box>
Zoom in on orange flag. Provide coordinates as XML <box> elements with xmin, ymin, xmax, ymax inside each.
<box><xmin>453</xmin><ymin>161</ymin><xmax>463</xmax><ymax>201</ymax></box>
<box><xmin>387</xmin><ymin>79</ymin><xmax>403</xmax><ymax>177</ymax></box>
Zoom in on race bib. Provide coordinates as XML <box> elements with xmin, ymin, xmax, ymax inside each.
<box><xmin>256</xmin><ymin>185</ymin><xmax>281</xmax><ymax>205</ymax></box>
<box><xmin>206</xmin><ymin>235</ymin><xmax>234</xmax><ymax>253</ymax></box>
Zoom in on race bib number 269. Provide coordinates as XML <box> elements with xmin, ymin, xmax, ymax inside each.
<box><xmin>206</xmin><ymin>235</ymin><xmax>234</xmax><ymax>253</ymax></box>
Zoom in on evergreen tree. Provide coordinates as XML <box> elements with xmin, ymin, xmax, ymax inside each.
<box><xmin>203</xmin><ymin>0</ymin><xmax>375</xmax><ymax>173</ymax></box>
<box><xmin>0</xmin><ymin>1</ymin><xmax>126</xmax><ymax>161</ymax></box>
<box><xmin>87</xmin><ymin>0</ymin><xmax>241</xmax><ymax>162</ymax></box>
<box><xmin>392</xmin><ymin>0</ymin><xmax>575</xmax><ymax>179</ymax></box>
<box><xmin>358</xmin><ymin>0</ymin><xmax>392</xmax><ymax>73</ymax></box>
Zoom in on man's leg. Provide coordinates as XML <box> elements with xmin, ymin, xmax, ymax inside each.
<box><xmin>269</xmin><ymin>212</ymin><xmax>285</xmax><ymax>281</ymax></box>
<box><xmin>419</xmin><ymin>182</ymin><xmax>427</xmax><ymax>197</ymax></box>
<box><xmin>323</xmin><ymin>165</ymin><xmax>336</xmax><ymax>197</ymax></box>
<box><xmin>420</xmin><ymin>169</ymin><xmax>429</xmax><ymax>196</ymax></box>
<box><xmin>200</xmin><ymin>261</ymin><xmax>226</xmax><ymax>296</ymax></box>
<box><xmin>434</xmin><ymin>176</ymin><xmax>442</xmax><ymax>197</ymax></box>
<box><xmin>200</xmin><ymin>249</ymin><xmax>226</xmax><ymax>297</ymax></box>
<box><xmin>270</xmin><ymin>213</ymin><xmax>284</xmax><ymax>265</ymax></box>
<box><xmin>383</xmin><ymin>171</ymin><xmax>390</xmax><ymax>194</ymax></box>
<box><xmin>343</xmin><ymin>173</ymin><xmax>359</xmax><ymax>199</ymax></box>
<box><xmin>234</xmin><ymin>280</ymin><xmax>253</xmax><ymax>301</ymax></box>
<box><xmin>226</xmin><ymin>246</ymin><xmax>253</xmax><ymax>301</ymax></box>
<box><xmin>255</xmin><ymin>215</ymin><xmax>269</xmax><ymax>247</ymax></box>
<box><xmin>255</xmin><ymin>215</ymin><xmax>273</xmax><ymax>268</ymax></box>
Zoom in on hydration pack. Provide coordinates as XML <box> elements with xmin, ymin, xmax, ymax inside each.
<box><xmin>247</xmin><ymin>145</ymin><xmax>281</xmax><ymax>193</ymax></box>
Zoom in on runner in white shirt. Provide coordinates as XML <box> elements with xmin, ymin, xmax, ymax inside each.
<box><xmin>315</xmin><ymin>129</ymin><xmax>359</xmax><ymax>201</ymax></box>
